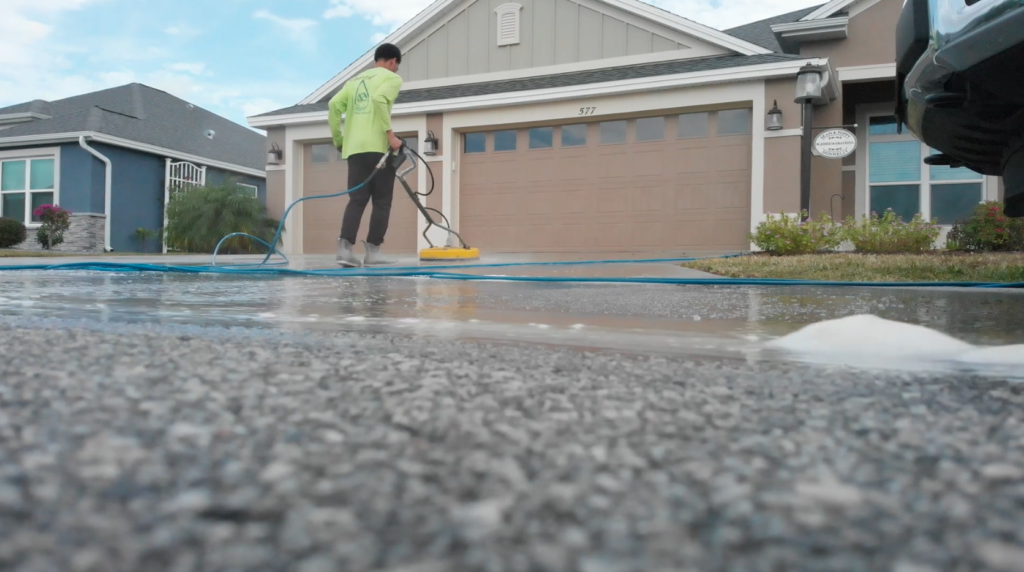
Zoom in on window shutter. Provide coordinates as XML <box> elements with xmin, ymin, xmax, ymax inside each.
<box><xmin>495</xmin><ymin>3</ymin><xmax>522</xmax><ymax>47</ymax></box>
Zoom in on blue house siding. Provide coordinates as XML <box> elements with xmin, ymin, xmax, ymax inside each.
<box><xmin>53</xmin><ymin>143</ymin><xmax>106</xmax><ymax>215</ymax></box>
<box><xmin>3</xmin><ymin>141</ymin><xmax>265</xmax><ymax>253</ymax></box>
<box><xmin>88</xmin><ymin>142</ymin><xmax>166</xmax><ymax>253</ymax></box>
<box><xmin>205</xmin><ymin>167</ymin><xmax>267</xmax><ymax>206</ymax></box>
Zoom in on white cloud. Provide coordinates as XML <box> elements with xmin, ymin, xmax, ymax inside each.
<box><xmin>646</xmin><ymin>0</ymin><xmax>824</xmax><ymax>29</ymax></box>
<box><xmin>253</xmin><ymin>9</ymin><xmax>318</xmax><ymax>48</ymax></box>
<box><xmin>167</xmin><ymin>62</ymin><xmax>207</xmax><ymax>75</ymax></box>
<box><xmin>323</xmin><ymin>0</ymin><xmax>431</xmax><ymax>27</ymax></box>
<box><xmin>321</xmin><ymin>0</ymin><xmax>825</xmax><ymax>32</ymax></box>
<box><xmin>164</xmin><ymin>24</ymin><xmax>202</xmax><ymax>37</ymax></box>
<box><xmin>370</xmin><ymin>32</ymin><xmax>388</xmax><ymax>44</ymax></box>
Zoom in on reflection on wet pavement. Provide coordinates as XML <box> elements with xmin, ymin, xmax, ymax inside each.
<box><xmin>2</xmin><ymin>269</ymin><xmax>1023</xmax><ymax>373</ymax></box>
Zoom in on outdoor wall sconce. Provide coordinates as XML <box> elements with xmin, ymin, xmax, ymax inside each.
<box><xmin>766</xmin><ymin>100</ymin><xmax>783</xmax><ymax>131</ymax></box>
<box><xmin>423</xmin><ymin>131</ymin><xmax>439</xmax><ymax>156</ymax></box>
<box><xmin>267</xmin><ymin>142</ymin><xmax>283</xmax><ymax>165</ymax></box>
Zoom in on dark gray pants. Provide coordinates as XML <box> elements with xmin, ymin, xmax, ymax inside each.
<box><xmin>340</xmin><ymin>152</ymin><xmax>396</xmax><ymax>246</ymax></box>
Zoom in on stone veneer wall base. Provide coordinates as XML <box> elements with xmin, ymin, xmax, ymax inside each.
<box><xmin>13</xmin><ymin>213</ymin><xmax>106</xmax><ymax>253</ymax></box>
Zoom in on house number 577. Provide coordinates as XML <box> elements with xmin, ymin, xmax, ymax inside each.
<box><xmin>579</xmin><ymin>106</ymin><xmax>596</xmax><ymax>116</ymax></box>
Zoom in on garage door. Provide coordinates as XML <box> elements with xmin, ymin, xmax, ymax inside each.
<box><xmin>459</xmin><ymin>109</ymin><xmax>752</xmax><ymax>253</ymax></box>
<box><xmin>302</xmin><ymin>140</ymin><xmax>420</xmax><ymax>255</ymax></box>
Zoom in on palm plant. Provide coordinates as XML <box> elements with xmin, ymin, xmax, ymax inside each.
<box><xmin>164</xmin><ymin>178</ymin><xmax>281</xmax><ymax>254</ymax></box>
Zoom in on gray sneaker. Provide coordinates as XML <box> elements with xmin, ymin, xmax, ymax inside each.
<box><xmin>363</xmin><ymin>241</ymin><xmax>398</xmax><ymax>266</ymax></box>
<box><xmin>336</xmin><ymin>238</ymin><xmax>361</xmax><ymax>267</ymax></box>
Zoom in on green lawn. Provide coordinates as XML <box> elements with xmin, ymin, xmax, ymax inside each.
<box><xmin>683</xmin><ymin>252</ymin><xmax>1024</xmax><ymax>283</ymax></box>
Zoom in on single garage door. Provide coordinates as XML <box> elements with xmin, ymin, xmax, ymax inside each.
<box><xmin>302</xmin><ymin>140</ymin><xmax>421</xmax><ymax>255</ymax></box>
<box><xmin>459</xmin><ymin>108</ymin><xmax>752</xmax><ymax>253</ymax></box>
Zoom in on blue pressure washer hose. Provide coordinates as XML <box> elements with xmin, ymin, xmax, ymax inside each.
<box><xmin>211</xmin><ymin>148</ymin><xmax>400</xmax><ymax>269</ymax></box>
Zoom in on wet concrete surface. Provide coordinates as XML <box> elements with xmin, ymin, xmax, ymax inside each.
<box><xmin>1</xmin><ymin>257</ymin><xmax>1024</xmax><ymax>571</ymax></box>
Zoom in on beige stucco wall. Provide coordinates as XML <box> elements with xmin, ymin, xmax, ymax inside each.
<box><xmin>265</xmin><ymin>127</ymin><xmax>286</xmax><ymax>221</ymax></box>
<box><xmin>762</xmin><ymin>78</ymin><xmax>802</xmax><ymax>216</ymax></box>
<box><xmin>763</xmin><ymin>136</ymin><xmax>801</xmax><ymax>215</ymax></box>
<box><xmin>797</xmin><ymin>0</ymin><xmax>903</xmax><ymax>217</ymax></box>
<box><xmin>426</xmin><ymin>114</ymin><xmax>445</xmax><ymax>218</ymax></box>
<box><xmin>400</xmin><ymin>0</ymin><xmax>725</xmax><ymax>82</ymax></box>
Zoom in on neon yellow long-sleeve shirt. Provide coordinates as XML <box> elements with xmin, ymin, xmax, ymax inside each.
<box><xmin>328</xmin><ymin>67</ymin><xmax>403</xmax><ymax>159</ymax></box>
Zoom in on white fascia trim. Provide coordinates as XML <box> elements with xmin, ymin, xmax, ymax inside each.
<box><xmin>252</xmin><ymin>58</ymin><xmax>824</xmax><ymax>127</ymax></box>
<box><xmin>605</xmin><ymin>0</ymin><xmax>771</xmax><ymax>55</ymax></box>
<box><xmin>837</xmin><ymin>63</ymin><xmax>896</xmax><ymax>82</ymax></box>
<box><xmin>771</xmin><ymin>17</ymin><xmax>849</xmax><ymax>35</ymax></box>
<box><xmin>300</xmin><ymin>0</ymin><xmax>459</xmax><ymax>105</ymax></box>
<box><xmin>800</xmin><ymin>0</ymin><xmax>859</xmax><ymax>21</ymax></box>
<box><xmin>0</xmin><ymin>112</ymin><xmax>51</xmax><ymax>125</ymax></box>
<box><xmin>0</xmin><ymin>131</ymin><xmax>266</xmax><ymax>178</ymax></box>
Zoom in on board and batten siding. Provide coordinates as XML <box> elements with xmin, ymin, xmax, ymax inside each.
<box><xmin>400</xmin><ymin>0</ymin><xmax>727</xmax><ymax>82</ymax></box>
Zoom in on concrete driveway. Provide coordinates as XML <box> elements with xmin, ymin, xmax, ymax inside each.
<box><xmin>0</xmin><ymin>254</ymin><xmax>1022</xmax><ymax>572</ymax></box>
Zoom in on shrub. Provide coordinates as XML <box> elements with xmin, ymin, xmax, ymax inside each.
<box><xmin>0</xmin><ymin>217</ymin><xmax>27</xmax><ymax>248</ymax></box>
<box><xmin>842</xmin><ymin>209</ymin><xmax>940</xmax><ymax>253</ymax></box>
<box><xmin>750</xmin><ymin>211</ymin><xmax>845</xmax><ymax>255</ymax></box>
<box><xmin>165</xmin><ymin>179</ymin><xmax>280</xmax><ymax>254</ymax></box>
<box><xmin>33</xmin><ymin>204</ymin><xmax>72</xmax><ymax>250</ymax></box>
<box><xmin>946</xmin><ymin>201</ymin><xmax>1024</xmax><ymax>252</ymax></box>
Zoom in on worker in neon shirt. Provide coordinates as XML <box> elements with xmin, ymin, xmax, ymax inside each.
<box><xmin>328</xmin><ymin>43</ymin><xmax>404</xmax><ymax>267</ymax></box>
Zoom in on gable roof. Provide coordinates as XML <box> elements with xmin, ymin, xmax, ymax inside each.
<box><xmin>0</xmin><ymin>84</ymin><xmax>266</xmax><ymax>173</ymax></box>
<box><xmin>256</xmin><ymin>53</ymin><xmax>805</xmax><ymax>119</ymax></box>
<box><xmin>724</xmin><ymin>4</ymin><xmax>825</xmax><ymax>53</ymax></box>
<box><xmin>298</xmin><ymin>0</ymin><xmax>773</xmax><ymax>105</ymax></box>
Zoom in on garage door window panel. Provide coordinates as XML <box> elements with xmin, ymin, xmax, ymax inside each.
<box><xmin>529</xmin><ymin>127</ymin><xmax>553</xmax><ymax>149</ymax></box>
<box><xmin>464</xmin><ymin>132</ymin><xmax>487</xmax><ymax>154</ymax></box>
<box><xmin>561</xmin><ymin>124</ymin><xmax>588</xmax><ymax>147</ymax></box>
<box><xmin>678</xmin><ymin>112</ymin><xmax>709</xmax><ymax>139</ymax></box>
<box><xmin>494</xmin><ymin>130</ymin><xmax>518</xmax><ymax>152</ymax></box>
<box><xmin>635</xmin><ymin>117</ymin><xmax>665</xmax><ymax>142</ymax></box>
<box><xmin>717</xmin><ymin>109</ymin><xmax>751</xmax><ymax>136</ymax></box>
<box><xmin>600</xmin><ymin>121</ymin><xmax>627</xmax><ymax>145</ymax></box>
<box><xmin>310</xmin><ymin>144</ymin><xmax>334</xmax><ymax>164</ymax></box>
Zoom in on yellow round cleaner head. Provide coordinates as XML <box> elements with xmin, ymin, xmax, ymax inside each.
<box><xmin>420</xmin><ymin>246</ymin><xmax>481</xmax><ymax>261</ymax></box>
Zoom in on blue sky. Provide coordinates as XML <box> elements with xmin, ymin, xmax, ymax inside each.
<box><xmin>0</xmin><ymin>0</ymin><xmax>822</xmax><ymax>131</ymax></box>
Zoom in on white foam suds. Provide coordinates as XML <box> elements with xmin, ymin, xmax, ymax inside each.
<box><xmin>257</xmin><ymin>312</ymin><xmax>276</xmax><ymax>318</ymax></box>
<box><xmin>766</xmin><ymin>314</ymin><xmax>1024</xmax><ymax>376</ymax></box>
<box><xmin>344</xmin><ymin>316</ymin><xmax>366</xmax><ymax>322</ymax></box>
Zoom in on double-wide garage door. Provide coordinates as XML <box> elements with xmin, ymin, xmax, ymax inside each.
<box><xmin>459</xmin><ymin>109</ymin><xmax>753</xmax><ymax>253</ymax></box>
<box><xmin>301</xmin><ymin>142</ymin><xmax>419</xmax><ymax>255</ymax></box>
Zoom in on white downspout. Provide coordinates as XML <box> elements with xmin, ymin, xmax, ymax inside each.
<box><xmin>78</xmin><ymin>135</ymin><xmax>113</xmax><ymax>252</ymax></box>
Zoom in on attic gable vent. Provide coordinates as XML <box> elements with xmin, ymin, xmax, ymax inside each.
<box><xmin>495</xmin><ymin>3</ymin><xmax>522</xmax><ymax>47</ymax></box>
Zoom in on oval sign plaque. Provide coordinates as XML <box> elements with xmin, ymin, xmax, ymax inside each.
<box><xmin>813</xmin><ymin>128</ymin><xmax>857</xmax><ymax>159</ymax></box>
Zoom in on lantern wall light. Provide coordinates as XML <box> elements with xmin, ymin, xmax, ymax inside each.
<box><xmin>267</xmin><ymin>142</ymin><xmax>283</xmax><ymax>166</ymax></box>
<box><xmin>766</xmin><ymin>100</ymin><xmax>783</xmax><ymax>131</ymax></box>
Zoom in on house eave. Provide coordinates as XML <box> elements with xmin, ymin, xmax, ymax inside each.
<box><xmin>250</xmin><ymin>57</ymin><xmax>827</xmax><ymax>128</ymax></box>
<box><xmin>0</xmin><ymin>131</ymin><xmax>266</xmax><ymax>178</ymax></box>
<box><xmin>771</xmin><ymin>17</ymin><xmax>849</xmax><ymax>53</ymax></box>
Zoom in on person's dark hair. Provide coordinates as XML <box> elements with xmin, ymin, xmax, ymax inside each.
<box><xmin>374</xmin><ymin>43</ymin><xmax>402</xmax><ymax>64</ymax></box>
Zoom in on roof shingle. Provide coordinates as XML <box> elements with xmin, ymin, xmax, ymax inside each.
<box><xmin>0</xmin><ymin>84</ymin><xmax>266</xmax><ymax>172</ymax></box>
<box><xmin>723</xmin><ymin>4</ymin><xmax>825</xmax><ymax>53</ymax></box>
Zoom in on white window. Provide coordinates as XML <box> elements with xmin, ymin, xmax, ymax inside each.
<box><xmin>495</xmin><ymin>3</ymin><xmax>522</xmax><ymax>47</ymax></box>
<box><xmin>237</xmin><ymin>183</ymin><xmax>258</xmax><ymax>198</ymax></box>
<box><xmin>866</xmin><ymin>114</ymin><xmax>985</xmax><ymax>225</ymax></box>
<box><xmin>0</xmin><ymin>149</ymin><xmax>59</xmax><ymax>227</ymax></box>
